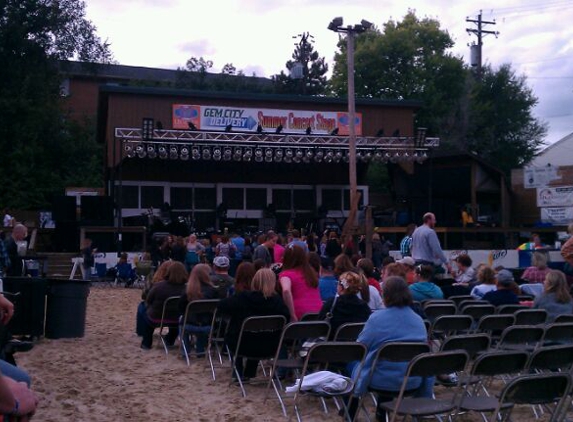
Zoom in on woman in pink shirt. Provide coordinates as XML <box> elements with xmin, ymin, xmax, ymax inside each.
<box><xmin>279</xmin><ymin>245</ymin><xmax>322</xmax><ymax>321</ymax></box>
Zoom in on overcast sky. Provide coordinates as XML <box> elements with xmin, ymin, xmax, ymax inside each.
<box><xmin>84</xmin><ymin>0</ymin><xmax>573</xmax><ymax>147</ymax></box>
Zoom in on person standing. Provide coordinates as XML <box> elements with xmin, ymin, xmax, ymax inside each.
<box><xmin>411</xmin><ymin>213</ymin><xmax>450</xmax><ymax>273</ymax></box>
<box><xmin>4</xmin><ymin>224</ymin><xmax>28</xmax><ymax>277</ymax></box>
<box><xmin>561</xmin><ymin>222</ymin><xmax>573</xmax><ymax>283</ymax></box>
<box><xmin>80</xmin><ymin>238</ymin><xmax>96</xmax><ymax>281</ymax></box>
<box><xmin>400</xmin><ymin>223</ymin><xmax>416</xmax><ymax>257</ymax></box>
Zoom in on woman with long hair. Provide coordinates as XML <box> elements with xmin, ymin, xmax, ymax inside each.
<box><xmin>136</xmin><ymin>260</ymin><xmax>173</xmax><ymax>337</ymax></box>
<box><xmin>279</xmin><ymin>245</ymin><xmax>322</xmax><ymax>321</ymax></box>
<box><xmin>534</xmin><ymin>270</ymin><xmax>573</xmax><ymax>321</ymax></box>
<box><xmin>218</xmin><ymin>268</ymin><xmax>290</xmax><ymax>380</ymax></box>
<box><xmin>234</xmin><ymin>261</ymin><xmax>256</xmax><ymax>294</ymax></box>
<box><xmin>140</xmin><ymin>261</ymin><xmax>187</xmax><ymax>350</ymax></box>
<box><xmin>470</xmin><ymin>266</ymin><xmax>497</xmax><ymax>299</ymax></box>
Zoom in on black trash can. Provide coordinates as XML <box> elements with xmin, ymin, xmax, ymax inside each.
<box><xmin>3</xmin><ymin>277</ymin><xmax>48</xmax><ymax>338</ymax></box>
<box><xmin>45</xmin><ymin>279</ymin><xmax>90</xmax><ymax>339</ymax></box>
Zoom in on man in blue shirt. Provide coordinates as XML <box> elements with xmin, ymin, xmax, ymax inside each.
<box><xmin>411</xmin><ymin>213</ymin><xmax>450</xmax><ymax>273</ymax></box>
<box><xmin>483</xmin><ymin>269</ymin><xmax>520</xmax><ymax>306</ymax></box>
<box><xmin>318</xmin><ymin>257</ymin><xmax>338</xmax><ymax>301</ymax></box>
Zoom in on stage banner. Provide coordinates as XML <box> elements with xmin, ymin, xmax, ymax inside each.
<box><xmin>536</xmin><ymin>186</ymin><xmax>573</xmax><ymax>207</ymax></box>
<box><xmin>541</xmin><ymin>207</ymin><xmax>573</xmax><ymax>225</ymax></box>
<box><xmin>172</xmin><ymin>104</ymin><xmax>362</xmax><ymax>135</ymax></box>
<box><xmin>523</xmin><ymin>166</ymin><xmax>561</xmax><ymax>189</ymax></box>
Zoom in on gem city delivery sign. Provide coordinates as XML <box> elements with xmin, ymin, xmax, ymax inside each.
<box><xmin>172</xmin><ymin>104</ymin><xmax>362</xmax><ymax>135</ymax></box>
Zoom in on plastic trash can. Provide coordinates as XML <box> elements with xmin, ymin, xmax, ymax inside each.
<box><xmin>3</xmin><ymin>277</ymin><xmax>48</xmax><ymax>338</ymax></box>
<box><xmin>45</xmin><ymin>279</ymin><xmax>90</xmax><ymax>339</ymax></box>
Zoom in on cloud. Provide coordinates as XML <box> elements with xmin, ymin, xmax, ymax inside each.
<box><xmin>177</xmin><ymin>39</ymin><xmax>217</xmax><ymax>58</ymax></box>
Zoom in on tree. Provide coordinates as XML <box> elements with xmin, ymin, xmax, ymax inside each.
<box><xmin>466</xmin><ymin>64</ymin><xmax>547</xmax><ymax>174</ymax></box>
<box><xmin>0</xmin><ymin>0</ymin><xmax>113</xmax><ymax>209</ymax></box>
<box><xmin>329</xmin><ymin>11</ymin><xmax>467</xmax><ymax>140</ymax></box>
<box><xmin>273</xmin><ymin>32</ymin><xmax>328</xmax><ymax>95</ymax></box>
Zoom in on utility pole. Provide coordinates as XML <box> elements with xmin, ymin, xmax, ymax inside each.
<box><xmin>466</xmin><ymin>10</ymin><xmax>499</xmax><ymax>80</ymax></box>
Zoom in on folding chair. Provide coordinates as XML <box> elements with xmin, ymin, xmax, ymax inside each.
<box><xmin>300</xmin><ymin>312</ymin><xmax>321</xmax><ymax>321</ymax></box>
<box><xmin>290</xmin><ymin>342</ymin><xmax>367</xmax><ymax>422</ymax></box>
<box><xmin>527</xmin><ymin>344</ymin><xmax>573</xmax><ymax>373</ymax></box>
<box><xmin>180</xmin><ymin>299</ymin><xmax>219</xmax><ymax>366</ymax></box>
<box><xmin>461</xmin><ymin>304</ymin><xmax>496</xmax><ymax>324</ymax></box>
<box><xmin>156</xmin><ymin>296</ymin><xmax>182</xmax><ymax>355</ymax></box>
<box><xmin>207</xmin><ymin>313</ymin><xmax>231</xmax><ymax>381</ymax></box>
<box><xmin>514</xmin><ymin>309</ymin><xmax>548</xmax><ymax>325</ymax></box>
<box><xmin>134</xmin><ymin>261</ymin><xmax>154</xmax><ymax>289</ymax></box>
<box><xmin>475</xmin><ymin>314</ymin><xmax>515</xmax><ymax>343</ymax></box>
<box><xmin>496</xmin><ymin>325</ymin><xmax>545</xmax><ymax>352</ymax></box>
<box><xmin>228</xmin><ymin>315</ymin><xmax>287</xmax><ymax>397</ymax></box>
<box><xmin>356</xmin><ymin>342</ymin><xmax>430</xmax><ymax>422</ymax></box>
<box><xmin>459</xmin><ymin>299</ymin><xmax>490</xmax><ymax>312</ymax></box>
<box><xmin>449</xmin><ymin>295</ymin><xmax>474</xmax><ymax>308</ymax></box>
<box><xmin>422</xmin><ymin>299</ymin><xmax>455</xmax><ymax>307</ymax></box>
<box><xmin>429</xmin><ymin>315</ymin><xmax>473</xmax><ymax>343</ymax></box>
<box><xmin>423</xmin><ymin>303</ymin><xmax>457</xmax><ymax>323</ymax></box>
<box><xmin>264</xmin><ymin>321</ymin><xmax>331</xmax><ymax>417</ymax></box>
<box><xmin>378</xmin><ymin>350</ymin><xmax>469</xmax><ymax>422</ymax></box>
<box><xmin>458</xmin><ymin>350</ymin><xmax>531</xmax><ymax>417</ymax></box>
<box><xmin>440</xmin><ymin>333</ymin><xmax>491</xmax><ymax>361</ymax></box>
<box><xmin>496</xmin><ymin>304</ymin><xmax>528</xmax><ymax>314</ymax></box>
<box><xmin>543</xmin><ymin>322</ymin><xmax>573</xmax><ymax>346</ymax></box>
<box><xmin>492</xmin><ymin>373</ymin><xmax>571</xmax><ymax>422</ymax></box>
<box><xmin>554</xmin><ymin>314</ymin><xmax>573</xmax><ymax>323</ymax></box>
<box><xmin>333</xmin><ymin>322</ymin><xmax>365</xmax><ymax>342</ymax></box>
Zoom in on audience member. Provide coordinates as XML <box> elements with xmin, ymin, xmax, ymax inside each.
<box><xmin>4</xmin><ymin>223</ymin><xmax>28</xmax><ymax>277</ymax></box>
<box><xmin>325</xmin><ymin>231</ymin><xmax>342</xmax><ymax>260</ymax></box>
<box><xmin>470</xmin><ymin>266</ymin><xmax>497</xmax><ymax>299</ymax></box>
<box><xmin>409</xmin><ymin>265</ymin><xmax>444</xmax><ymax>302</ymax></box>
<box><xmin>234</xmin><ymin>262</ymin><xmax>256</xmax><ymax>294</ymax></box>
<box><xmin>357</xmin><ymin>258</ymin><xmax>382</xmax><ymax>294</ymax></box>
<box><xmin>287</xmin><ymin>229</ymin><xmax>308</xmax><ymax>253</ymax></box>
<box><xmin>253</xmin><ymin>232</ymin><xmax>276</xmax><ymax>267</ymax></box>
<box><xmin>279</xmin><ymin>245</ymin><xmax>322</xmax><ymax>321</ymax></box>
<box><xmin>451</xmin><ymin>254</ymin><xmax>476</xmax><ymax>285</ymax></box>
<box><xmin>533</xmin><ymin>270</ymin><xmax>573</xmax><ymax>322</ymax></box>
<box><xmin>399</xmin><ymin>223</ymin><xmax>416</xmax><ymax>257</ymax></box>
<box><xmin>482</xmin><ymin>269</ymin><xmax>520</xmax><ymax>306</ymax></box>
<box><xmin>80</xmin><ymin>238</ymin><xmax>95</xmax><ymax>281</ymax></box>
<box><xmin>318</xmin><ymin>257</ymin><xmax>338</xmax><ymax>301</ymax></box>
<box><xmin>396</xmin><ymin>256</ymin><xmax>416</xmax><ymax>285</ymax></box>
<box><xmin>210</xmin><ymin>256</ymin><xmax>234</xmax><ymax>298</ymax></box>
<box><xmin>521</xmin><ymin>251</ymin><xmax>551</xmax><ymax>284</ymax></box>
<box><xmin>273</xmin><ymin>234</ymin><xmax>285</xmax><ymax>264</ymax></box>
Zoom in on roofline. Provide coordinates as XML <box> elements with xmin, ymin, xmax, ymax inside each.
<box><xmin>98</xmin><ymin>84</ymin><xmax>423</xmax><ymax>108</ymax></box>
<box><xmin>534</xmin><ymin>132</ymin><xmax>573</xmax><ymax>158</ymax></box>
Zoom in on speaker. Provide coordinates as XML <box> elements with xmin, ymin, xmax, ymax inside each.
<box><xmin>52</xmin><ymin>196</ymin><xmax>76</xmax><ymax>222</ymax></box>
<box><xmin>54</xmin><ymin>221</ymin><xmax>78</xmax><ymax>252</ymax></box>
<box><xmin>80</xmin><ymin>196</ymin><xmax>114</xmax><ymax>225</ymax></box>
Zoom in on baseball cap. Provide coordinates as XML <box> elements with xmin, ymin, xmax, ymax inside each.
<box><xmin>213</xmin><ymin>256</ymin><xmax>230</xmax><ymax>268</ymax></box>
<box><xmin>495</xmin><ymin>269</ymin><xmax>514</xmax><ymax>286</ymax></box>
<box><xmin>397</xmin><ymin>256</ymin><xmax>416</xmax><ymax>267</ymax></box>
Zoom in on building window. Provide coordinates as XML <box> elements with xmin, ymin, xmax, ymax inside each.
<box><xmin>141</xmin><ymin>186</ymin><xmax>164</xmax><ymax>209</ymax></box>
<box><xmin>195</xmin><ymin>188</ymin><xmax>216</xmax><ymax>209</ymax></box>
<box><xmin>343</xmin><ymin>189</ymin><xmax>364</xmax><ymax>210</ymax></box>
<box><xmin>223</xmin><ymin>188</ymin><xmax>244</xmax><ymax>209</ymax></box>
<box><xmin>246</xmin><ymin>188</ymin><xmax>267</xmax><ymax>210</ymax></box>
<box><xmin>273</xmin><ymin>189</ymin><xmax>292</xmax><ymax>210</ymax></box>
<box><xmin>322</xmin><ymin>189</ymin><xmax>341</xmax><ymax>210</ymax></box>
<box><xmin>171</xmin><ymin>187</ymin><xmax>193</xmax><ymax>209</ymax></box>
<box><xmin>294</xmin><ymin>189</ymin><xmax>316</xmax><ymax>211</ymax></box>
<box><xmin>119</xmin><ymin>186</ymin><xmax>139</xmax><ymax>208</ymax></box>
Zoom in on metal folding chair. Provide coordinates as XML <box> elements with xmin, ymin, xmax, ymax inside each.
<box><xmin>543</xmin><ymin>323</ymin><xmax>573</xmax><ymax>346</ymax></box>
<box><xmin>378</xmin><ymin>350</ymin><xmax>469</xmax><ymax>422</ymax></box>
<box><xmin>448</xmin><ymin>295</ymin><xmax>474</xmax><ymax>308</ymax></box>
<box><xmin>496</xmin><ymin>325</ymin><xmax>545</xmax><ymax>352</ymax></box>
<box><xmin>514</xmin><ymin>309</ymin><xmax>548</xmax><ymax>325</ymax></box>
<box><xmin>429</xmin><ymin>315</ymin><xmax>473</xmax><ymax>344</ymax></box>
<box><xmin>157</xmin><ymin>295</ymin><xmax>182</xmax><ymax>355</ymax></box>
<box><xmin>228</xmin><ymin>315</ymin><xmax>287</xmax><ymax>397</ymax></box>
<box><xmin>180</xmin><ymin>299</ymin><xmax>219</xmax><ymax>366</ymax></box>
<box><xmin>554</xmin><ymin>314</ymin><xmax>573</xmax><ymax>323</ymax></box>
<box><xmin>264</xmin><ymin>321</ymin><xmax>331</xmax><ymax>417</ymax></box>
<box><xmin>333</xmin><ymin>322</ymin><xmax>365</xmax><ymax>342</ymax></box>
<box><xmin>461</xmin><ymin>304</ymin><xmax>496</xmax><ymax>324</ymax></box>
<box><xmin>496</xmin><ymin>304</ymin><xmax>528</xmax><ymax>314</ymax></box>
<box><xmin>458</xmin><ymin>299</ymin><xmax>490</xmax><ymax>312</ymax></box>
<box><xmin>300</xmin><ymin>312</ymin><xmax>321</xmax><ymax>321</ymax></box>
<box><xmin>206</xmin><ymin>312</ymin><xmax>231</xmax><ymax>380</ymax></box>
<box><xmin>423</xmin><ymin>303</ymin><xmax>457</xmax><ymax>323</ymax></box>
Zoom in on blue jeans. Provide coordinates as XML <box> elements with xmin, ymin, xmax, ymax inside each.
<box><xmin>0</xmin><ymin>359</ymin><xmax>31</xmax><ymax>387</ymax></box>
<box><xmin>180</xmin><ymin>324</ymin><xmax>210</xmax><ymax>355</ymax></box>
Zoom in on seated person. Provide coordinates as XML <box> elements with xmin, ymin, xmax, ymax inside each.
<box><xmin>350</xmin><ymin>276</ymin><xmax>433</xmax><ymax>421</ymax></box>
<box><xmin>396</xmin><ymin>257</ymin><xmax>416</xmax><ymax>285</ymax></box>
<box><xmin>521</xmin><ymin>251</ymin><xmax>551</xmax><ymax>284</ymax></box>
<box><xmin>0</xmin><ymin>371</ymin><xmax>38</xmax><ymax>420</ymax></box>
<box><xmin>357</xmin><ymin>258</ymin><xmax>382</xmax><ymax>294</ymax></box>
<box><xmin>210</xmin><ymin>256</ymin><xmax>235</xmax><ymax>298</ymax></box>
<box><xmin>517</xmin><ymin>233</ymin><xmax>547</xmax><ymax>250</ymax></box>
<box><xmin>482</xmin><ymin>269</ymin><xmax>520</xmax><ymax>306</ymax></box>
<box><xmin>318</xmin><ymin>257</ymin><xmax>338</xmax><ymax>301</ymax></box>
<box><xmin>140</xmin><ymin>261</ymin><xmax>187</xmax><ymax>350</ymax></box>
<box><xmin>217</xmin><ymin>268</ymin><xmax>290</xmax><ymax>381</ymax></box>
<box><xmin>533</xmin><ymin>270</ymin><xmax>573</xmax><ymax>322</ymax></box>
<box><xmin>115</xmin><ymin>253</ymin><xmax>137</xmax><ymax>287</ymax></box>
<box><xmin>450</xmin><ymin>254</ymin><xmax>476</xmax><ymax>286</ymax></box>
<box><xmin>409</xmin><ymin>265</ymin><xmax>444</xmax><ymax>302</ymax></box>
<box><xmin>318</xmin><ymin>271</ymin><xmax>371</xmax><ymax>338</ymax></box>
<box><xmin>470</xmin><ymin>266</ymin><xmax>497</xmax><ymax>299</ymax></box>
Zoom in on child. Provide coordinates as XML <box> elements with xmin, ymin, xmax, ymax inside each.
<box><xmin>115</xmin><ymin>253</ymin><xmax>137</xmax><ymax>287</ymax></box>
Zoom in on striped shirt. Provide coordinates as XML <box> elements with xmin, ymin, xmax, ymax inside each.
<box><xmin>400</xmin><ymin>235</ymin><xmax>413</xmax><ymax>257</ymax></box>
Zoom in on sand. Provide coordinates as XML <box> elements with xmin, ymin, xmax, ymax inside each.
<box><xmin>15</xmin><ymin>287</ymin><xmax>548</xmax><ymax>421</ymax></box>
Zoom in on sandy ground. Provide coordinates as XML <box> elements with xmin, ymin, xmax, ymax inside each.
<box><xmin>15</xmin><ymin>286</ymin><xmax>553</xmax><ymax>421</ymax></box>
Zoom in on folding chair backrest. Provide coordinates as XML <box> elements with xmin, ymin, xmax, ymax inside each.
<box><xmin>497</xmin><ymin>304</ymin><xmax>528</xmax><ymax>314</ymax></box>
<box><xmin>514</xmin><ymin>309</ymin><xmax>548</xmax><ymax>325</ymax></box>
<box><xmin>422</xmin><ymin>299</ymin><xmax>455</xmax><ymax>308</ymax></box>
<box><xmin>423</xmin><ymin>303</ymin><xmax>457</xmax><ymax>321</ymax></box>
<box><xmin>554</xmin><ymin>314</ymin><xmax>573</xmax><ymax>323</ymax></box>
<box><xmin>431</xmin><ymin>315</ymin><xmax>473</xmax><ymax>336</ymax></box>
<box><xmin>528</xmin><ymin>345</ymin><xmax>573</xmax><ymax>372</ymax></box>
<box><xmin>448</xmin><ymin>295</ymin><xmax>474</xmax><ymax>307</ymax></box>
<box><xmin>461</xmin><ymin>304</ymin><xmax>495</xmax><ymax>321</ymax></box>
<box><xmin>544</xmin><ymin>323</ymin><xmax>573</xmax><ymax>345</ymax></box>
<box><xmin>477</xmin><ymin>314</ymin><xmax>515</xmax><ymax>333</ymax></box>
<box><xmin>498</xmin><ymin>325</ymin><xmax>544</xmax><ymax>347</ymax></box>
<box><xmin>300</xmin><ymin>312</ymin><xmax>320</xmax><ymax>321</ymax></box>
<box><xmin>160</xmin><ymin>296</ymin><xmax>181</xmax><ymax>325</ymax></box>
<box><xmin>407</xmin><ymin>350</ymin><xmax>469</xmax><ymax>378</ymax></box>
<box><xmin>306</xmin><ymin>341</ymin><xmax>367</xmax><ymax>367</ymax></box>
<box><xmin>235</xmin><ymin>315</ymin><xmax>287</xmax><ymax>358</ymax></box>
<box><xmin>459</xmin><ymin>299</ymin><xmax>489</xmax><ymax>311</ymax></box>
<box><xmin>333</xmin><ymin>322</ymin><xmax>365</xmax><ymax>342</ymax></box>
<box><xmin>182</xmin><ymin>299</ymin><xmax>219</xmax><ymax>326</ymax></box>
<box><xmin>471</xmin><ymin>350</ymin><xmax>529</xmax><ymax>376</ymax></box>
<box><xmin>282</xmin><ymin>321</ymin><xmax>331</xmax><ymax>342</ymax></box>
<box><xmin>500</xmin><ymin>372</ymin><xmax>571</xmax><ymax>406</ymax></box>
<box><xmin>376</xmin><ymin>342</ymin><xmax>430</xmax><ymax>363</ymax></box>
<box><xmin>440</xmin><ymin>333</ymin><xmax>491</xmax><ymax>360</ymax></box>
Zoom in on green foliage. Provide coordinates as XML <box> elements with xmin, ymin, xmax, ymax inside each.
<box><xmin>272</xmin><ymin>32</ymin><xmax>328</xmax><ymax>95</ymax></box>
<box><xmin>0</xmin><ymin>0</ymin><xmax>112</xmax><ymax>209</ymax></box>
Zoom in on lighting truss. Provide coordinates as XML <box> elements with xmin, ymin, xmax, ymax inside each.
<box><xmin>116</xmin><ymin>128</ymin><xmax>438</xmax><ymax>164</ymax></box>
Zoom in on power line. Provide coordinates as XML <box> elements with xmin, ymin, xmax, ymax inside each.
<box><xmin>466</xmin><ymin>10</ymin><xmax>499</xmax><ymax>80</ymax></box>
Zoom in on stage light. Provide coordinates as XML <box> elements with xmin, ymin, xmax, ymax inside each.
<box><xmin>124</xmin><ymin>143</ymin><xmax>135</xmax><ymax>158</ymax></box>
<box><xmin>255</xmin><ymin>147</ymin><xmax>264</xmax><ymax>163</ymax></box>
<box><xmin>191</xmin><ymin>146</ymin><xmax>200</xmax><ymax>160</ymax></box>
<box><xmin>188</xmin><ymin>122</ymin><xmax>198</xmax><ymax>131</ymax></box>
<box><xmin>147</xmin><ymin>145</ymin><xmax>157</xmax><ymax>159</ymax></box>
<box><xmin>416</xmin><ymin>151</ymin><xmax>428</xmax><ymax>164</ymax></box>
<box><xmin>169</xmin><ymin>145</ymin><xmax>179</xmax><ymax>160</ymax></box>
<box><xmin>315</xmin><ymin>150</ymin><xmax>324</xmax><ymax>162</ymax></box>
<box><xmin>390</xmin><ymin>152</ymin><xmax>400</xmax><ymax>163</ymax></box>
<box><xmin>265</xmin><ymin>148</ymin><xmax>273</xmax><ymax>159</ymax></box>
<box><xmin>213</xmin><ymin>147</ymin><xmax>222</xmax><ymax>161</ymax></box>
<box><xmin>158</xmin><ymin>145</ymin><xmax>168</xmax><ymax>159</ymax></box>
<box><xmin>275</xmin><ymin>124</ymin><xmax>283</xmax><ymax>134</ymax></box>
<box><xmin>142</xmin><ymin>118</ymin><xmax>154</xmax><ymax>140</ymax></box>
<box><xmin>180</xmin><ymin>146</ymin><xmax>189</xmax><ymax>160</ymax></box>
<box><xmin>274</xmin><ymin>149</ymin><xmax>284</xmax><ymax>162</ymax></box>
<box><xmin>225</xmin><ymin>124</ymin><xmax>232</xmax><ymax>132</ymax></box>
<box><xmin>136</xmin><ymin>144</ymin><xmax>146</xmax><ymax>158</ymax></box>
<box><xmin>233</xmin><ymin>147</ymin><xmax>242</xmax><ymax>161</ymax></box>
<box><xmin>325</xmin><ymin>150</ymin><xmax>334</xmax><ymax>163</ymax></box>
<box><xmin>334</xmin><ymin>151</ymin><xmax>343</xmax><ymax>163</ymax></box>
<box><xmin>202</xmin><ymin>147</ymin><xmax>211</xmax><ymax>160</ymax></box>
<box><xmin>343</xmin><ymin>151</ymin><xmax>350</xmax><ymax>163</ymax></box>
<box><xmin>243</xmin><ymin>147</ymin><xmax>253</xmax><ymax>161</ymax></box>
<box><xmin>223</xmin><ymin>147</ymin><xmax>232</xmax><ymax>161</ymax></box>
<box><xmin>363</xmin><ymin>150</ymin><xmax>372</xmax><ymax>162</ymax></box>
<box><xmin>295</xmin><ymin>149</ymin><xmax>303</xmax><ymax>159</ymax></box>
<box><xmin>330</xmin><ymin>128</ymin><xmax>339</xmax><ymax>136</ymax></box>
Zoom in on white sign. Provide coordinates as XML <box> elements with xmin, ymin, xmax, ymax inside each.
<box><xmin>541</xmin><ymin>207</ymin><xmax>573</xmax><ymax>225</ymax></box>
<box><xmin>537</xmin><ymin>186</ymin><xmax>573</xmax><ymax>207</ymax></box>
<box><xmin>524</xmin><ymin>166</ymin><xmax>561</xmax><ymax>189</ymax></box>
<box><xmin>172</xmin><ymin>104</ymin><xmax>363</xmax><ymax>135</ymax></box>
